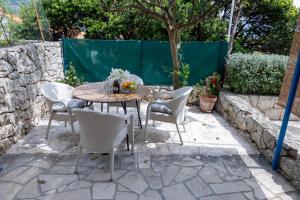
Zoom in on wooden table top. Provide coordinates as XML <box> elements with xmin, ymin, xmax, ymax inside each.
<box><xmin>73</xmin><ymin>82</ymin><xmax>151</xmax><ymax>103</ymax></box>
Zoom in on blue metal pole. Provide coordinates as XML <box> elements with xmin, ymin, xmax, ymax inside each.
<box><xmin>272</xmin><ymin>52</ymin><xmax>300</xmax><ymax>170</ymax></box>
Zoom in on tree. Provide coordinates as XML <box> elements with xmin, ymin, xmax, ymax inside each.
<box><xmin>101</xmin><ymin>0</ymin><xmax>228</xmax><ymax>89</ymax></box>
<box><xmin>233</xmin><ymin>0</ymin><xmax>297</xmax><ymax>55</ymax></box>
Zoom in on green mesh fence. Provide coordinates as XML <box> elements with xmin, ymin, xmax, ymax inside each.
<box><xmin>63</xmin><ymin>38</ymin><xmax>228</xmax><ymax>85</ymax></box>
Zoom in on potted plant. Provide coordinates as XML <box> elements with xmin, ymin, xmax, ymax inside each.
<box><xmin>194</xmin><ymin>73</ymin><xmax>221</xmax><ymax>113</ymax></box>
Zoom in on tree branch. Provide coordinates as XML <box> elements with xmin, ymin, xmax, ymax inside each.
<box><xmin>177</xmin><ymin>0</ymin><xmax>229</xmax><ymax>30</ymax></box>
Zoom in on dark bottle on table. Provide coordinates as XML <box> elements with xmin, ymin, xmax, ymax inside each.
<box><xmin>112</xmin><ymin>80</ymin><xmax>120</xmax><ymax>94</ymax></box>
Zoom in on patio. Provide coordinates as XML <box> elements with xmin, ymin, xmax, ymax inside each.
<box><xmin>0</xmin><ymin>103</ymin><xmax>299</xmax><ymax>200</ymax></box>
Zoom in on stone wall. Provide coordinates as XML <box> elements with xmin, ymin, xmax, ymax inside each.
<box><xmin>0</xmin><ymin>42</ymin><xmax>63</xmax><ymax>153</ymax></box>
<box><xmin>216</xmin><ymin>91</ymin><xmax>300</xmax><ymax>189</ymax></box>
<box><xmin>144</xmin><ymin>85</ymin><xmax>199</xmax><ymax>105</ymax></box>
<box><xmin>236</xmin><ymin>94</ymin><xmax>299</xmax><ymax>121</ymax></box>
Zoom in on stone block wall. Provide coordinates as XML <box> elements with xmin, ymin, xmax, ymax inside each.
<box><xmin>216</xmin><ymin>91</ymin><xmax>300</xmax><ymax>189</ymax></box>
<box><xmin>236</xmin><ymin>94</ymin><xmax>299</xmax><ymax>121</ymax></box>
<box><xmin>0</xmin><ymin>42</ymin><xmax>63</xmax><ymax>153</ymax></box>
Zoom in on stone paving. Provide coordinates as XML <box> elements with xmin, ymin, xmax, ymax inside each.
<box><xmin>0</xmin><ymin>103</ymin><xmax>299</xmax><ymax>200</ymax></box>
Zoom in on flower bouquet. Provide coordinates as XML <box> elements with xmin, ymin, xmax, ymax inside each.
<box><xmin>107</xmin><ymin>68</ymin><xmax>130</xmax><ymax>94</ymax></box>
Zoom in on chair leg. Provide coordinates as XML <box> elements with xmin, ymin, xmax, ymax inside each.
<box><xmin>175</xmin><ymin>123</ymin><xmax>184</xmax><ymax>145</ymax></box>
<box><xmin>143</xmin><ymin>116</ymin><xmax>149</xmax><ymax>141</ymax></box>
<box><xmin>129</xmin><ymin>115</ymin><xmax>134</xmax><ymax>155</ymax></box>
<box><xmin>182</xmin><ymin>123</ymin><xmax>186</xmax><ymax>133</ymax></box>
<box><xmin>74</xmin><ymin>145</ymin><xmax>83</xmax><ymax>173</ymax></box>
<box><xmin>67</xmin><ymin>109</ymin><xmax>75</xmax><ymax>134</ymax></box>
<box><xmin>45</xmin><ymin>113</ymin><xmax>53</xmax><ymax>139</ymax></box>
<box><xmin>152</xmin><ymin>120</ymin><xmax>155</xmax><ymax>127</ymax></box>
<box><xmin>110</xmin><ymin>151</ymin><xmax>114</xmax><ymax>181</ymax></box>
<box><xmin>64</xmin><ymin>122</ymin><xmax>67</xmax><ymax>127</ymax></box>
<box><xmin>70</xmin><ymin>122</ymin><xmax>75</xmax><ymax>134</ymax></box>
<box><xmin>107</xmin><ymin>104</ymin><xmax>110</xmax><ymax>113</ymax></box>
<box><xmin>116</xmin><ymin>106</ymin><xmax>119</xmax><ymax>114</ymax></box>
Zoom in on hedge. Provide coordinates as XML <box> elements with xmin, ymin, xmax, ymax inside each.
<box><xmin>226</xmin><ymin>53</ymin><xmax>288</xmax><ymax>95</ymax></box>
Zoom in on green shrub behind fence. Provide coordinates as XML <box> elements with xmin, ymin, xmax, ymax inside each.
<box><xmin>226</xmin><ymin>53</ymin><xmax>288</xmax><ymax>95</ymax></box>
<box><xmin>63</xmin><ymin>39</ymin><xmax>228</xmax><ymax>85</ymax></box>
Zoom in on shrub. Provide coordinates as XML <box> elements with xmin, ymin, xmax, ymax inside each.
<box><xmin>59</xmin><ymin>63</ymin><xmax>83</xmax><ymax>87</ymax></box>
<box><xmin>226</xmin><ymin>53</ymin><xmax>288</xmax><ymax>95</ymax></box>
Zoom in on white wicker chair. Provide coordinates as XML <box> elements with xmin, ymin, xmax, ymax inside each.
<box><xmin>143</xmin><ymin>86</ymin><xmax>193</xmax><ymax>145</ymax></box>
<box><xmin>72</xmin><ymin>109</ymin><xmax>134</xmax><ymax>180</ymax></box>
<box><xmin>41</xmin><ymin>82</ymin><xmax>87</xmax><ymax>139</ymax></box>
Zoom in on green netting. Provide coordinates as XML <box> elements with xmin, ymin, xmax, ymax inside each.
<box><xmin>63</xmin><ymin>38</ymin><xmax>228</xmax><ymax>85</ymax></box>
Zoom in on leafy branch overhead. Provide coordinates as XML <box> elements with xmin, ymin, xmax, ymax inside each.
<box><xmin>100</xmin><ymin>0</ymin><xmax>229</xmax><ymax>89</ymax></box>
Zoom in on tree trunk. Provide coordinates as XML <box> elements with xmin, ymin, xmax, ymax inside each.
<box><xmin>168</xmin><ymin>29</ymin><xmax>180</xmax><ymax>89</ymax></box>
<box><xmin>227</xmin><ymin>0</ymin><xmax>242</xmax><ymax>56</ymax></box>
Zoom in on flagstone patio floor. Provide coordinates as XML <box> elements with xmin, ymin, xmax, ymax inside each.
<box><xmin>0</xmin><ymin>103</ymin><xmax>299</xmax><ymax>200</ymax></box>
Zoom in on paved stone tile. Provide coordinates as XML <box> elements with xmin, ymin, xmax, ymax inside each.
<box><xmin>175</xmin><ymin>167</ymin><xmax>197</xmax><ymax>182</ymax></box>
<box><xmin>186</xmin><ymin>176</ymin><xmax>213</xmax><ymax>197</ymax></box>
<box><xmin>48</xmin><ymin>165</ymin><xmax>91</xmax><ymax>174</ymax></box>
<box><xmin>38</xmin><ymin>174</ymin><xmax>78</xmax><ymax>192</ymax></box>
<box><xmin>199</xmin><ymin>166</ymin><xmax>223</xmax><ymax>184</ymax></box>
<box><xmin>115</xmin><ymin>191</ymin><xmax>138</xmax><ymax>200</ymax></box>
<box><xmin>200</xmin><ymin>193</ymin><xmax>248</xmax><ymax>200</ymax></box>
<box><xmin>92</xmin><ymin>182</ymin><xmax>116</xmax><ymax>199</ymax></box>
<box><xmin>223</xmin><ymin>156</ymin><xmax>251</xmax><ymax>178</ymax></box>
<box><xmin>117</xmin><ymin>184</ymin><xmax>130</xmax><ymax>192</ymax></box>
<box><xmin>173</xmin><ymin>156</ymin><xmax>203</xmax><ymax>167</ymax></box>
<box><xmin>85</xmin><ymin>169</ymin><xmax>126</xmax><ymax>181</ymax></box>
<box><xmin>65</xmin><ymin>180</ymin><xmax>92</xmax><ymax>191</ymax></box>
<box><xmin>254</xmin><ymin>172</ymin><xmax>295</xmax><ymax>194</ymax></box>
<box><xmin>0</xmin><ymin>166</ymin><xmax>29</xmax><ymax>181</ymax></box>
<box><xmin>210</xmin><ymin>181</ymin><xmax>252</xmax><ymax>194</ymax></box>
<box><xmin>159</xmin><ymin>165</ymin><xmax>181</xmax><ymax>186</ymax></box>
<box><xmin>39</xmin><ymin>188</ymin><xmax>90</xmax><ymax>200</ymax></box>
<box><xmin>0</xmin><ymin>182</ymin><xmax>22</xmax><ymax>200</ymax></box>
<box><xmin>138</xmin><ymin>154</ymin><xmax>151</xmax><ymax>168</ymax></box>
<box><xmin>162</xmin><ymin>183</ymin><xmax>195</xmax><ymax>200</ymax></box>
<box><xmin>144</xmin><ymin>176</ymin><xmax>163</xmax><ymax>190</ymax></box>
<box><xmin>118</xmin><ymin>171</ymin><xmax>148</xmax><ymax>194</ymax></box>
<box><xmin>244</xmin><ymin>178</ymin><xmax>275</xmax><ymax>199</ymax></box>
<box><xmin>278</xmin><ymin>191</ymin><xmax>300</xmax><ymax>200</ymax></box>
<box><xmin>17</xmin><ymin>178</ymin><xmax>41</xmax><ymax>199</ymax></box>
<box><xmin>27</xmin><ymin>157</ymin><xmax>54</xmax><ymax>169</ymax></box>
<box><xmin>12</xmin><ymin>167</ymin><xmax>42</xmax><ymax>184</ymax></box>
<box><xmin>139</xmin><ymin>190</ymin><xmax>163</xmax><ymax>200</ymax></box>
<box><xmin>139</xmin><ymin>168</ymin><xmax>160</xmax><ymax>177</ymax></box>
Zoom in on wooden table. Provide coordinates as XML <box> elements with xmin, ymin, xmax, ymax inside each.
<box><xmin>73</xmin><ymin>82</ymin><xmax>150</xmax><ymax>104</ymax></box>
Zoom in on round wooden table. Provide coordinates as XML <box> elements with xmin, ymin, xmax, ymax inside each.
<box><xmin>73</xmin><ymin>82</ymin><xmax>150</xmax><ymax>103</ymax></box>
<box><xmin>73</xmin><ymin>82</ymin><xmax>151</xmax><ymax>129</ymax></box>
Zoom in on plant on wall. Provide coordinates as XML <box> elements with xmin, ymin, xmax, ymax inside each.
<box><xmin>59</xmin><ymin>63</ymin><xmax>83</xmax><ymax>87</ymax></box>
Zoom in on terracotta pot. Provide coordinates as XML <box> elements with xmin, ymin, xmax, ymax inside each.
<box><xmin>199</xmin><ymin>95</ymin><xmax>217</xmax><ymax>113</ymax></box>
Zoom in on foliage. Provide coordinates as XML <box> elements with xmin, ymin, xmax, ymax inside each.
<box><xmin>233</xmin><ymin>0</ymin><xmax>298</xmax><ymax>55</ymax></box>
<box><xmin>41</xmin><ymin>0</ymin><xmax>297</xmax><ymax>55</ymax></box>
<box><xmin>194</xmin><ymin>72</ymin><xmax>221</xmax><ymax>97</ymax></box>
<box><xmin>178</xmin><ymin>63</ymin><xmax>190</xmax><ymax>87</ymax></box>
<box><xmin>59</xmin><ymin>63</ymin><xmax>83</xmax><ymax>87</ymax></box>
<box><xmin>226</xmin><ymin>53</ymin><xmax>288</xmax><ymax>95</ymax></box>
<box><xmin>8</xmin><ymin>4</ymin><xmax>40</xmax><ymax>40</ymax></box>
<box><xmin>206</xmin><ymin>73</ymin><xmax>221</xmax><ymax>96</ymax></box>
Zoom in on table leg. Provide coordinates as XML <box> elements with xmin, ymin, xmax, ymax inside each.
<box><xmin>101</xmin><ymin>103</ymin><xmax>103</xmax><ymax>112</ymax></box>
<box><xmin>136</xmin><ymin>100</ymin><xmax>142</xmax><ymax>129</ymax></box>
<box><xmin>121</xmin><ymin>102</ymin><xmax>130</xmax><ymax>151</ymax></box>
